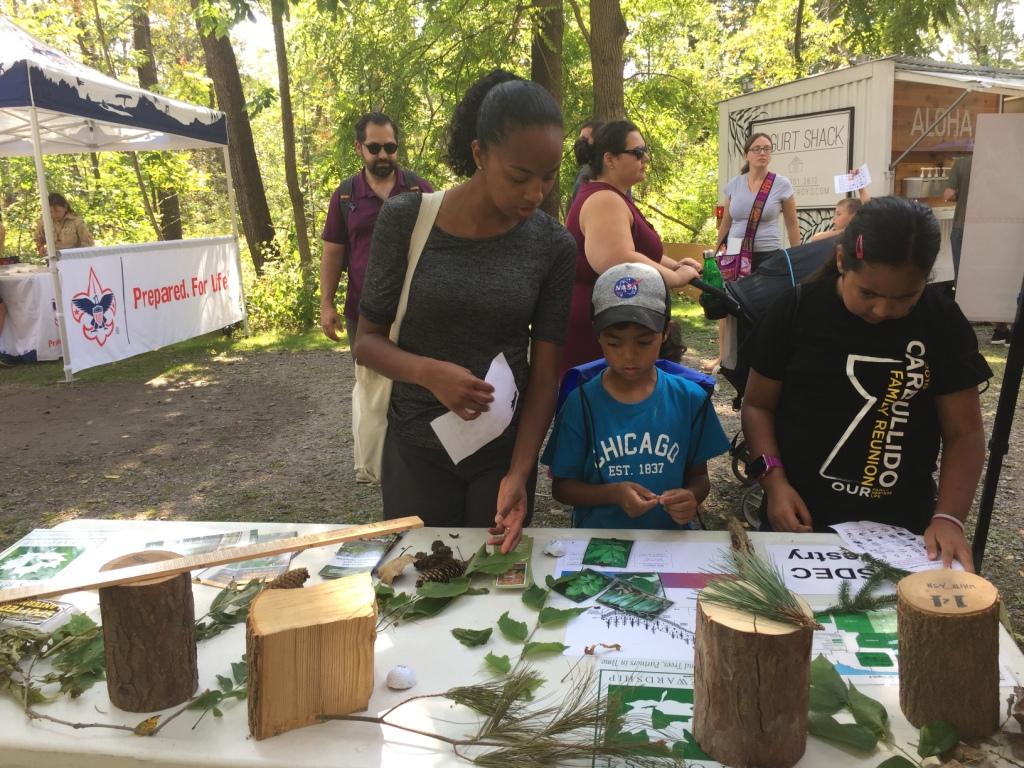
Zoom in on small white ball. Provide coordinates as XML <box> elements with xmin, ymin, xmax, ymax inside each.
<box><xmin>543</xmin><ymin>539</ymin><xmax>566</xmax><ymax>557</ymax></box>
<box><xmin>385</xmin><ymin>665</ymin><xmax>417</xmax><ymax>690</ymax></box>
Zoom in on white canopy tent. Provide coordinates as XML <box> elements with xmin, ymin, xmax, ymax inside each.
<box><xmin>0</xmin><ymin>16</ymin><xmax>244</xmax><ymax>380</ymax></box>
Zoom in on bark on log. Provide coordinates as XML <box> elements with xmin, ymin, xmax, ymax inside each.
<box><xmin>897</xmin><ymin>569</ymin><xmax>1000</xmax><ymax>738</ymax></box>
<box><xmin>247</xmin><ymin>573</ymin><xmax>376</xmax><ymax>740</ymax></box>
<box><xmin>98</xmin><ymin>550</ymin><xmax>198</xmax><ymax>712</ymax></box>
<box><xmin>693</xmin><ymin>599</ymin><xmax>812</xmax><ymax>768</ymax></box>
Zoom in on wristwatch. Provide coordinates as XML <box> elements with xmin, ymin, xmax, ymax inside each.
<box><xmin>747</xmin><ymin>454</ymin><xmax>783</xmax><ymax>481</ymax></box>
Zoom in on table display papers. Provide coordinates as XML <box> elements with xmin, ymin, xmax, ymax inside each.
<box><xmin>144</xmin><ymin>528</ymin><xmax>298</xmax><ymax>586</ymax></box>
<box><xmin>430</xmin><ymin>353</ymin><xmax>518</xmax><ymax>464</ymax></box>
<box><xmin>830</xmin><ymin>521</ymin><xmax>965</xmax><ymax>572</ymax></box>
<box><xmin>765</xmin><ymin>543</ymin><xmax>891</xmax><ymax>596</ymax></box>
<box><xmin>0</xmin><ymin>529</ymin><xmax>109</xmax><ymax>588</ymax></box>
<box><xmin>552</xmin><ymin>539</ymin><xmax>729</xmax><ymax>662</ymax></box>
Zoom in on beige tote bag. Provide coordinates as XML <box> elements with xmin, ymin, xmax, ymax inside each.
<box><xmin>352</xmin><ymin>191</ymin><xmax>445</xmax><ymax>483</ymax></box>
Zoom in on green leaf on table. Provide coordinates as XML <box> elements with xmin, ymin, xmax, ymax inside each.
<box><xmin>403</xmin><ymin>596</ymin><xmax>454</xmax><ymax>619</ymax></box>
<box><xmin>538</xmin><ymin>606</ymin><xmax>589</xmax><ymax>626</ymax></box>
<box><xmin>875</xmin><ymin>757</ymin><xmax>918</xmax><ymax>768</ymax></box>
<box><xmin>231</xmin><ymin>661</ymin><xmax>247</xmax><ymax>685</ymax></box>
<box><xmin>521</xmin><ymin>641</ymin><xmax>568</xmax><ymax>657</ymax></box>
<box><xmin>545</xmin><ymin>573</ymin><xmax>575</xmax><ymax>590</ymax></box>
<box><xmin>465</xmin><ymin>537</ymin><xmax>533</xmax><ymax>576</ymax></box>
<box><xmin>917</xmin><ymin>720</ymin><xmax>959</xmax><ymax>758</ymax></box>
<box><xmin>187</xmin><ymin>689</ymin><xmax>224</xmax><ymax>711</ymax></box>
<box><xmin>451</xmin><ymin>627</ymin><xmax>492</xmax><ymax>647</ymax></box>
<box><xmin>808</xmin><ymin>713</ymin><xmax>878</xmax><ymax>752</ymax></box>
<box><xmin>497</xmin><ymin>611</ymin><xmax>528</xmax><ymax>642</ymax></box>
<box><xmin>375</xmin><ymin>583</ymin><xmax>395</xmax><ymax>599</ymax></box>
<box><xmin>809</xmin><ymin>655</ymin><xmax>851</xmax><ymax>711</ymax></box>
<box><xmin>848</xmin><ymin>683</ymin><xmax>889</xmax><ymax>739</ymax></box>
<box><xmin>216</xmin><ymin>674</ymin><xmax>233</xmax><ymax>692</ymax></box>
<box><xmin>484</xmin><ymin>652</ymin><xmax>511</xmax><ymax>675</ymax></box>
<box><xmin>416</xmin><ymin>577</ymin><xmax>471</xmax><ymax>598</ymax></box>
<box><xmin>522</xmin><ymin>584</ymin><xmax>548</xmax><ymax>610</ymax></box>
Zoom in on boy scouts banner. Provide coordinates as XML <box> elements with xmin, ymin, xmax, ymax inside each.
<box><xmin>55</xmin><ymin>237</ymin><xmax>245</xmax><ymax>374</ymax></box>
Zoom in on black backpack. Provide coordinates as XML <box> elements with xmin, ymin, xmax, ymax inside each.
<box><xmin>336</xmin><ymin>169</ymin><xmax>424</xmax><ymax>235</ymax></box>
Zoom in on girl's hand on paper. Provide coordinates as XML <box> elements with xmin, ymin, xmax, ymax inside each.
<box><xmin>426</xmin><ymin>360</ymin><xmax>494</xmax><ymax>420</ymax></box>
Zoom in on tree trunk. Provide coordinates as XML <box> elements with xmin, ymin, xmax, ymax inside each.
<box><xmin>589</xmin><ymin>0</ymin><xmax>627</xmax><ymax>120</ymax></box>
<box><xmin>133</xmin><ymin>6</ymin><xmax>184</xmax><ymax>241</ymax></box>
<box><xmin>272</xmin><ymin>0</ymin><xmax>314</xmax><ymax>320</ymax></box>
<box><xmin>693</xmin><ymin>599</ymin><xmax>811</xmax><ymax>768</ymax></box>
<box><xmin>897</xmin><ymin>569</ymin><xmax>1000</xmax><ymax>738</ymax></box>
<box><xmin>531</xmin><ymin>0</ymin><xmax>563</xmax><ymax>217</ymax></box>
<box><xmin>793</xmin><ymin>0</ymin><xmax>805</xmax><ymax>67</ymax></box>
<box><xmin>190</xmin><ymin>0</ymin><xmax>277</xmax><ymax>273</ymax></box>
<box><xmin>99</xmin><ymin>551</ymin><xmax>198</xmax><ymax>712</ymax></box>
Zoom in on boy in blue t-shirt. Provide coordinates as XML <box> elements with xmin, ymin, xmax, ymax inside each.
<box><xmin>543</xmin><ymin>262</ymin><xmax>730</xmax><ymax>529</ymax></box>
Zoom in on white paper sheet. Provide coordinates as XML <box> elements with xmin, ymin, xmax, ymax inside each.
<box><xmin>430</xmin><ymin>352</ymin><xmax>519</xmax><ymax>465</ymax></box>
<box><xmin>766</xmin><ymin>543</ymin><xmax>895</xmax><ymax>596</ymax></box>
<box><xmin>834</xmin><ymin>164</ymin><xmax>871</xmax><ymax>194</ymax></box>
<box><xmin>830</xmin><ymin>521</ymin><xmax>964</xmax><ymax>572</ymax></box>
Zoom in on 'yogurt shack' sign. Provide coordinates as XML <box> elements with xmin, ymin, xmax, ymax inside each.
<box><xmin>750</xmin><ymin>108</ymin><xmax>854</xmax><ymax>209</ymax></box>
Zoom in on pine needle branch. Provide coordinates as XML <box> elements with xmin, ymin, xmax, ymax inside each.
<box><xmin>824</xmin><ymin>551</ymin><xmax>909</xmax><ymax>614</ymax></box>
<box><xmin>700</xmin><ymin>550</ymin><xmax>822</xmax><ymax>631</ymax></box>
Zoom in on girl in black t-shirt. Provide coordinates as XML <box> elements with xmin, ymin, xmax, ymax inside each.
<box><xmin>741</xmin><ymin>196</ymin><xmax>991</xmax><ymax>571</ymax></box>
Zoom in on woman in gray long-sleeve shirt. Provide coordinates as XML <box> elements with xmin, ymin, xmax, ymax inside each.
<box><xmin>356</xmin><ymin>70</ymin><xmax>576</xmax><ymax>554</ymax></box>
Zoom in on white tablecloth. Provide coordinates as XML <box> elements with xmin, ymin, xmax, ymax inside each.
<box><xmin>0</xmin><ymin>519</ymin><xmax>1020</xmax><ymax>768</ymax></box>
<box><xmin>0</xmin><ymin>265</ymin><xmax>62</xmax><ymax>361</ymax></box>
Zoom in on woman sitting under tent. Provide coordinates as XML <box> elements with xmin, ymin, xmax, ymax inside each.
<box><xmin>34</xmin><ymin>193</ymin><xmax>93</xmax><ymax>256</ymax></box>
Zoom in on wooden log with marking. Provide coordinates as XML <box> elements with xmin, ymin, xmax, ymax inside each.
<box><xmin>897</xmin><ymin>569</ymin><xmax>1000</xmax><ymax>738</ymax></box>
<box><xmin>693</xmin><ymin>598</ymin><xmax>813</xmax><ymax>768</ymax></box>
<box><xmin>0</xmin><ymin>517</ymin><xmax>423</xmax><ymax>604</ymax></box>
<box><xmin>247</xmin><ymin>573</ymin><xmax>376</xmax><ymax>740</ymax></box>
<box><xmin>99</xmin><ymin>550</ymin><xmax>198</xmax><ymax>712</ymax></box>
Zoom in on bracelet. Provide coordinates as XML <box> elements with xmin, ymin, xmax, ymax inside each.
<box><xmin>931</xmin><ymin>513</ymin><xmax>965</xmax><ymax>532</ymax></box>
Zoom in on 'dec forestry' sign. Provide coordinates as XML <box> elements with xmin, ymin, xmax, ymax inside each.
<box><xmin>751</xmin><ymin>108</ymin><xmax>854</xmax><ymax>208</ymax></box>
<box><xmin>56</xmin><ymin>237</ymin><xmax>245</xmax><ymax>374</ymax></box>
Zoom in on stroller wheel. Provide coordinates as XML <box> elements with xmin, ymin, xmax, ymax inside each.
<box><xmin>730</xmin><ymin>436</ymin><xmax>755</xmax><ymax>485</ymax></box>
<box><xmin>740</xmin><ymin>484</ymin><xmax>763</xmax><ymax>529</ymax></box>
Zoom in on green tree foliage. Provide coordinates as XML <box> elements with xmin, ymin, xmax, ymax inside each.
<box><xmin>1</xmin><ymin>0</ymin><xmax>1002</xmax><ymax>326</ymax></box>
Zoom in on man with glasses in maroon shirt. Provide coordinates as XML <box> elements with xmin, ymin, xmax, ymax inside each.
<box><xmin>320</xmin><ymin>112</ymin><xmax>433</xmax><ymax>353</ymax></box>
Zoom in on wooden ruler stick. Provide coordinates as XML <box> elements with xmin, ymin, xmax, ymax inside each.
<box><xmin>0</xmin><ymin>516</ymin><xmax>423</xmax><ymax>605</ymax></box>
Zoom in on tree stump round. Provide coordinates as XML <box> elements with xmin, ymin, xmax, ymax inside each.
<box><xmin>897</xmin><ymin>569</ymin><xmax>1000</xmax><ymax>738</ymax></box>
<box><xmin>98</xmin><ymin>550</ymin><xmax>198</xmax><ymax>712</ymax></box>
<box><xmin>693</xmin><ymin>598</ymin><xmax>813</xmax><ymax>768</ymax></box>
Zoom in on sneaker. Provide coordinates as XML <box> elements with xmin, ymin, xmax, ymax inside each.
<box><xmin>991</xmin><ymin>327</ymin><xmax>1010</xmax><ymax>346</ymax></box>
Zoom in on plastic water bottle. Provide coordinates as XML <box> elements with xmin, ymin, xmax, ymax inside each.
<box><xmin>702</xmin><ymin>250</ymin><xmax>724</xmax><ymax>290</ymax></box>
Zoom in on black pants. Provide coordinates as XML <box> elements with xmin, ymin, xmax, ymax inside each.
<box><xmin>381</xmin><ymin>427</ymin><xmax>537</xmax><ymax>527</ymax></box>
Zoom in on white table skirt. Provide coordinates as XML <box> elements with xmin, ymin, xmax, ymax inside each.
<box><xmin>0</xmin><ymin>266</ymin><xmax>61</xmax><ymax>360</ymax></box>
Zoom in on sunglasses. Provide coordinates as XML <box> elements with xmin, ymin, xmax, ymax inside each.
<box><xmin>748</xmin><ymin>145</ymin><xmax>773</xmax><ymax>154</ymax></box>
<box><xmin>363</xmin><ymin>142</ymin><xmax>398</xmax><ymax>155</ymax></box>
<box><xmin>619</xmin><ymin>146</ymin><xmax>650</xmax><ymax>160</ymax></box>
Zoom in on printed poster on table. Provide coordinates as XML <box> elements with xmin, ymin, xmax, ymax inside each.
<box><xmin>55</xmin><ymin>236</ymin><xmax>245</xmax><ymax>373</ymax></box>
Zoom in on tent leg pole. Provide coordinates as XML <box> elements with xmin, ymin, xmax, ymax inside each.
<box><xmin>27</xmin><ymin>102</ymin><xmax>74</xmax><ymax>381</ymax></box>
<box><xmin>222</xmin><ymin>146</ymin><xmax>249</xmax><ymax>336</ymax></box>
<box><xmin>971</xmin><ymin>272</ymin><xmax>1024</xmax><ymax>571</ymax></box>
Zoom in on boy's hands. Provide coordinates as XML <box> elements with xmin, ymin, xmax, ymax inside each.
<box><xmin>660</xmin><ymin>488</ymin><xmax>699</xmax><ymax>525</ymax></box>
<box><xmin>615</xmin><ymin>482</ymin><xmax>659</xmax><ymax>518</ymax></box>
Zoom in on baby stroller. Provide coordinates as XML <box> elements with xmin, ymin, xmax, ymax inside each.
<box><xmin>692</xmin><ymin>238</ymin><xmax>836</xmax><ymax>524</ymax></box>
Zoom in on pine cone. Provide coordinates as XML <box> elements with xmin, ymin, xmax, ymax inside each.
<box><xmin>414</xmin><ymin>540</ymin><xmax>456</xmax><ymax>571</ymax></box>
<box><xmin>265</xmin><ymin>568</ymin><xmax>310</xmax><ymax>590</ymax></box>
<box><xmin>415</xmin><ymin>559</ymin><xmax>466</xmax><ymax>587</ymax></box>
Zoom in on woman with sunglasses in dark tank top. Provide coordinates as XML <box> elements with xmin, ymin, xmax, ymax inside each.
<box><xmin>561</xmin><ymin>120</ymin><xmax>702</xmax><ymax>377</ymax></box>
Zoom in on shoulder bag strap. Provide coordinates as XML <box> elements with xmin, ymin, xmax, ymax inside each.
<box><xmin>389</xmin><ymin>190</ymin><xmax>445</xmax><ymax>343</ymax></box>
<box><xmin>740</xmin><ymin>171</ymin><xmax>776</xmax><ymax>258</ymax></box>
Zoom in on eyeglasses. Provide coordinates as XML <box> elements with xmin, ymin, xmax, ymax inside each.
<box><xmin>619</xmin><ymin>146</ymin><xmax>650</xmax><ymax>160</ymax></box>
<box><xmin>363</xmin><ymin>142</ymin><xmax>398</xmax><ymax>155</ymax></box>
<box><xmin>748</xmin><ymin>145</ymin><xmax>773</xmax><ymax>155</ymax></box>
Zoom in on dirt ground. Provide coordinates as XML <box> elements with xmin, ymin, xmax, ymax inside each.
<box><xmin>1</xmin><ymin>336</ymin><xmax>1022</xmax><ymax>637</ymax></box>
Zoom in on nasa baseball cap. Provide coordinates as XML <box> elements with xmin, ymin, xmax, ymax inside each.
<box><xmin>591</xmin><ymin>262</ymin><xmax>669</xmax><ymax>334</ymax></box>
